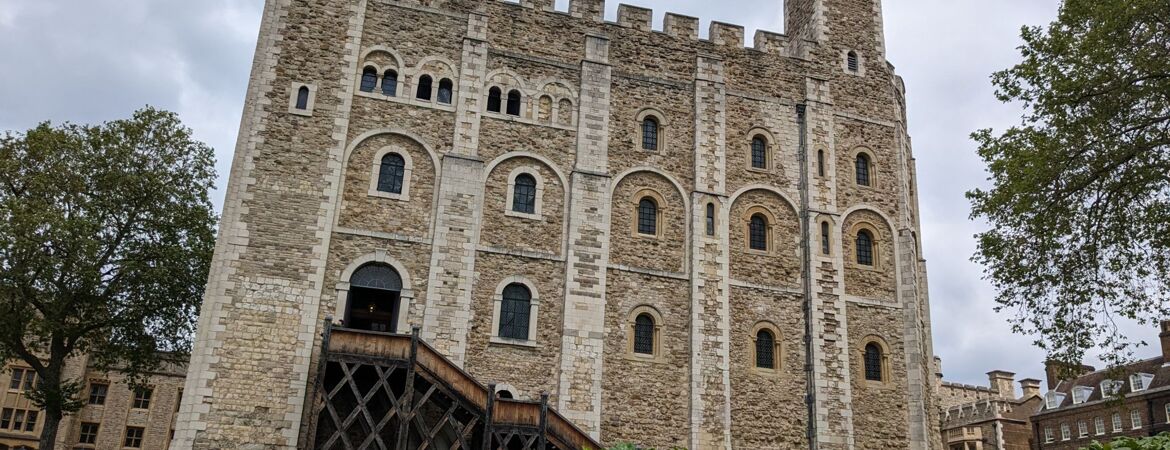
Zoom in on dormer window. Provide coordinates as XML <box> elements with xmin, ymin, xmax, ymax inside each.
<box><xmin>1071</xmin><ymin>386</ymin><xmax>1093</xmax><ymax>404</ymax></box>
<box><xmin>1045</xmin><ymin>391</ymin><xmax>1066</xmax><ymax>410</ymax></box>
<box><xmin>1130</xmin><ymin>373</ymin><xmax>1153</xmax><ymax>392</ymax></box>
<box><xmin>1100</xmin><ymin>380</ymin><xmax>1123</xmax><ymax>397</ymax></box>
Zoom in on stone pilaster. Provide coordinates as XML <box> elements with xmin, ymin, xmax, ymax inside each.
<box><xmin>452</xmin><ymin>12</ymin><xmax>488</xmax><ymax>157</ymax></box>
<box><xmin>555</xmin><ymin>33</ymin><xmax>612</xmax><ymax>438</ymax></box>
<box><xmin>688</xmin><ymin>54</ymin><xmax>732</xmax><ymax>450</ymax></box>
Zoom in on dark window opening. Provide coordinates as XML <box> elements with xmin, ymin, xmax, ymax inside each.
<box><xmin>751</xmin><ymin>136</ymin><xmax>767</xmax><ymax>169</ymax></box>
<box><xmin>847</xmin><ymin>51</ymin><xmax>859</xmax><ymax>73</ymax></box>
<box><xmin>377</xmin><ymin>153</ymin><xmax>406</xmax><ymax>195</ymax></box>
<box><xmin>498</xmin><ymin>283</ymin><xmax>531</xmax><ymax>340</ymax></box>
<box><xmin>817</xmin><ymin>150</ymin><xmax>825</xmax><ymax>177</ymax></box>
<box><xmin>416</xmin><ymin>75</ymin><xmax>433</xmax><ymax>100</ymax></box>
<box><xmin>642</xmin><ymin>117</ymin><xmax>659</xmax><ymax>151</ymax></box>
<box><xmin>705</xmin><ymin>203</ymin><xmax>716</xmax><ymax>236</ymax></box>
<box><xmin>506</xmin><ymin>90</ymin><xmax>522</xmax><ymax>116</ymax></box>
<box><xmin>637</xmin><ymin>198</ymin><xmax>658</xmax><ymax>236</ymax></box>
<box><xmin>856</xmin><ymin>230</ymin><xmax>874</xmax><ymax>266</ymax></box>
<box><xmin>124</xmin><ymin>427</ymin><xmax>145</xmax><ymax>448</ymax></box>
<box><xmin>79</xmin><ymin>423</ymin><xmax>99</xmax><ymax>444</ymax></box>
<box><xmin>755</xmin><ymin>329</ymin><xmax>775</xmax><ymax>369</ymax></box>
<box><xmin>360</xmin><ymin>66</ymin><xmax>378</xmax><ymax>93</ymax></box>
<box><xmin>381</xmin><ymin>70</ymin><xmax>398</xmax><ymax>97</ymax></box>
<box><xmin>856</xmin><ymin>154</ymin><xmax>871</xmax><ymax>186</ymax></box>
<box><xmin>487</xmin><ymin>87</ymin><xmax>502</xmax><ymax>113</ymax></box>
<box><xmin>132</xmin><ymin>388</ymin><xmax>152</xmax><ymax>409</ymax></box>
<box><xmin>821</xmin><ymin>222</ymin><xmax>831</xmax><ymax>255</ymax></box>
<box><xmin>633</xmin><ymin>314</ymin><xmax>654</xmax><ymax>355</ymax></box>
<box><xmin>496</xmin><ymin>390</ymin><xmax>514</xmax><ymax>399</ymax></box>
<box><xmin>295</xmin><ymin>86</ymin><xmax>310</xmax><ymax>110</ymax></box>
<box><xmin>437</xmin><ymin>78</ymin><xmax>453</xmax><ymax>104</ymax></box>
<box><xmin>512</xmin><ymin>174</ymin><xmax>537</xmax><ymax>214</ymax></box>
<box><xmin>864</xmin><ymin>343</ymin><xmax>883</xmax><ymax>381</ymax></box>
<box><xmin>346</xmin><ymin>264</ymin><xmax>403</xmax><ymax>333</ymax></box>
<box><xmin>88</xmin><ymin>383</ymin><xmax>108</xmax><ymax>405</ymax></box>
<box><xmin>749</xmin><ymin>214</ymin><xmax>768</xmax><ymax>251</ymax></box>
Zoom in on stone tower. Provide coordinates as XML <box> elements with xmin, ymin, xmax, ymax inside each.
<box><xmin>173</xmin><ymin>0</ymin><xmax>941</xmax><ymax>448</ymax></box>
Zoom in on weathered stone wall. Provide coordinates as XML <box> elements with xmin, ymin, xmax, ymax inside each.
<box><xmin>848</xmin><ymin>303</ymin><xmax>911</xmax><ymax>450</ymax></box>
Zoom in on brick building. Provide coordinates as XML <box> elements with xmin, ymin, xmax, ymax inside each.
<box><xmin>0</xmin><ymin>358</ymin><xmax>185</xmax><ymax>450</ymax></box>
<box><xmin>937</xmin><ymin>364</ymin><xmax>1043</xmax><ymax>450</ymax></box>
<box><xmin>173</xmin><ymin>0</ymin><xmax>942</xmax><ymax>448</ymax></box>
<box><xmin>1032</xmin><ymin>321</ymin><xmax>1170</xmax><ymax>450</ymax></box>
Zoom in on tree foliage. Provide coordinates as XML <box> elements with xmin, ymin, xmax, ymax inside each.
<box><xmin>0</xmin><ymin>107</ymin><xmax>217</xmax><ymax>447</ymax></box>
<box><xmin>1083</xmin><ymin>434</ymin><xmax>1170</xmax><ymax>450</ymax></box>
<box><xmin>968</xmin><ymin>0</ymin><xmax>1170</xmax><ymax>365</ymax></box>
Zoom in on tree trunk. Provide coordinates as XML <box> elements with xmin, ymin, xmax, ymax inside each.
<box><xmin>38</xmin><ymin>403</ymin><xmax>62</xmax><ymax>450</ymax></box>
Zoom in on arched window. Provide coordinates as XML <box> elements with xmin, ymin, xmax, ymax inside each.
<box><xmin>821</xmin><ymin>221</ymin><xmax>831</xmax><ymax>255</ymax></box>
<box><xmin>496</xmin><ymin>390</ymin><xmax>514</xmax><ymax>399</ymax></box>
<box><xmin>749</xmin><ymin>214</ymin><xmax>768</xmax><ymax>251</ymax></box>
<box><xmin>864</xmin><ymin>343</ymin><xmax>883</xmax><ymax>381</ymax></box>
<box><xmin>705</xmin><ymin>203</ymin><xmax>716</xmax><ymax>236</ymax></box>
<box><xmin>855</xmin><ymin>153</ymin><xmax>871</xmax><ymax>186</ymax></box>
<box><xmin>847</xmin><ymin>51</ymin><xmax>859</xmax><ymax>73</ymax></box>
<box><xmin>512</xmin><ymin>174</ymin><xmax>537</xmax><ymax>214</ymax></box>
<box><xmin>347</xmin><ymin>264</ymin><xmax>403</xmax><ymax>332</ymax></box>
<box><xmin>633</xmin><ymin>314</ymin><xmax>655</xmax><ymax>355</ymax></box>
<box><xmin>360</xmin><ymin>66</ymin><xmax>378</xmax><ymax>92</ymax></box>
<box><xmin>487</xmin><ymin>87</ymin><xmax>502</xmax><ymax>113</ymax></box>
<box><xmin>506</xmin><ymin>90</ymin><xmax>522</xmax><ymax>116</ymax></box>
<box><xmin>856</xmin><ymin>230</ymin><xmax>874</xmax><ymax>266</ymax></box>
<box><xmin>751</xmin><ymin>136</ymin><xmax>767</xmax><ymax>169</ymax></box>
<box><xmin>642</xmin><ymin>117</ymin><xmax>659</xmax><ymax>151</ymax></box>
<box><xmin>637</xmin><ymin>198</ymin><xmax>657</xmax><ymax>236</ymax></box>
<box><xmin>817</xmin><ymin>149</ymin><xmax>825</xmax><ymax>177</ymax></box>
<box><xmin>755</xmin><ymin>329</ymin><xmax>776</xmax><ymax>369</ymax></box>
<box><xmin>498</xmin><ymin>283</ymin><xmax>531</xmax><ymax>340</ymax></box>
<box><xmin>381</xmin><ymin>70</ymin><xmax>398</xmax><ymax>97</ymax></box>
<box><xmin>416</xmin><ymin>75</ymin><xmax>433</xmax><ymax>100</ymax></box>
<box><xmin>437</xmin><ymin>78</ymin><xmax>453</xmax><ymax>104</ymax></box>
<box><xmin>295</xmin><ymin>86</ymin><xmax>310</xmax><ymax>110</ymax></box>
<box><xmin>377</xmin><ymin>153</ymin><xmax>406</xmax><ymax>194</ymax></box>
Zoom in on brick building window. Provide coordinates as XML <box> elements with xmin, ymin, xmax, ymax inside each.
<box><xmin>295</xmin><ymin>86</ymin><xmax>310</xmax><ymax>110</ymax></box>
<box><xmin>1060</xmin><ymin>423</ymin><xmax>1070</xmax><ymax>441</ymax></box>
<box><xmin>79</xmin><ymin>422</ymin><xmax>100</xmax><ymax>444</ymax></box>
<box><xmin>1113</xmin><ymin>413</ymin><xmax>1123</xmax><ymax>432</ymax></box>
<box><xmin>1078</xmin><ymin>420</ymin><xmax>1088</xmax><ymax>438</ymax></box>
<box><xmin>1044</xmin><ymin>427</ymin><xmax>1054</xmax><ymax>443</ymax></box>
<box><xmin>755</xmin><ymin>329</ymin><xmax>776</xmax><ymax>369</ymax></box>
<box><xmin>1131</xmin><ymin>410</ymin><xmax>1142</xmax><ymax>429</ymax></box>
<box><xmin>132</xmin><ymin>387</ymin><xmax>153</xmax><ymax>409</ymax></box>
<box><xmin>381</xmin><ymin>70</ymin><xmax>398</xmax><ymax>97</ymax></box>
<box><xmin>506</xmin><ymin>90</ymin><xmax>522</xmax><ymax>116</ymax></box>
<box><xmin>751</xmin><ymin>136</ymin><xmax>768</xmax><ymax>169</ymax></box>
<box><xmin>487</xmin><ymin>87</ymin><xmax>502</xmax><ymax>113</ymax></box>
<box><xmin>88</xmin><ymin>383</ymin><xmax>108</xmax><ymax>405</ymax></box>
<box><xmin>856</xmin><ymin>230</ymin><xmax>875</xmax><ymax>266</ymax></box>
<box><xmin>360</xmin><ymin>66</ymin><xmax>378</xmax><ymax>93</ymax></box>
<box><xmin>637</xmin><ymin>198</ymin><xmax>658</xmax><ymax>236</ymax></box>
<box><xmin>437</xmin><ymin>78</ymin><xmax>453</xmax><ymax>105</ymax></box>
<box><xmin>124</xmin><ymin>426</ymin><xmax>145</xmax><ymax>448</ymax></box>
<box><xmin>512</xmin><ymin>174</ymin><xmax>537</xmax><ymax>215</ymax></box>
<box><xmin>749</xmin><ymin>214</ymin><xmax>768</xmax><ymax>251</ymax></box>
<box><xmin>377</xmin><ymin>153</ymin><xmax>406</xmax><ymax>195</ymax></box>
<box><xmin>633</xmin><ymin>314</ymin><xmax>655</xmax><ymax>355</ymax></box>
<box><xmin>855</xmin><ymin>153</ymin><xmax>871</xmax><ymax>186</ymax></box>
<box><xmin>416</xmin><ymin>75</ymin><xmax>433</xmax><ymax>101</ymax></box>
<box><xmin>641</xmin><ymin>116</ymin><xmax>659</xmax><ymax>151</ymax></box>
<box><xmin>863</xmin><ymin>343</ymin><xmax>883</xmax><ymax>381</ymax></box>
<box><xmin>497</xmin><ymin>283</ymin><xmax>532</xmax><ymax>341</ymax></box>
<box><xmin>705</xmin><ymin>203</ymin><xmax>716</xmax><ymax>236</ymax></box>
<box><xmin>1095</xmin><ymin>417</ymin><xmax>1105</xmax><ymax>435</ymax></box>
<box><xmin>1165</xmin><ymin>403</ymin><xmax>1170</xmax><ymax>423</ymax></box>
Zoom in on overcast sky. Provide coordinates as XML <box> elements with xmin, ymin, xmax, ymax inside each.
<box><xmin>1</xmin><ymin>0</ymin><xmax>1158</xmax><ymax>390</ymax></box>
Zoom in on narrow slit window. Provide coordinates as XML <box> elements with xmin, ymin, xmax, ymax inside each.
<box><xmin>295</xmin><ymin>86</ymin><xmax>310</xmax><ymax>110</ymax></box>
<box><xmin>637</xmin><ymin>198</ymin><xmax>658</xmax><ymax>236</ymax></box>
<box><xmin>749</xmin><ymin>214</ymin><xmax>768</xmax><ymax>251</ymax></box>
<box><xmin>360</xmin><ymin>66</ymin><xmax>378</xmax><ymax>93</ymax></box>
<box><xmin>381</xmin><ymin>70</ymin><xmax>398</xmax><ymax>97</ymax></box>
<box><xmin>506</xmin><ymin>90</ymin><xmax>522</xmax><ymax>116</ymax></box>
<box><xmin>821</xmin><ymin>222</ymin><xmax>831</xmax><ymax>255</ymax></box>
<box><xmin>487</xmin><ymin>87</ymin><xmax>502</xmax><ymax>113</ymax></box>
<box><xmin>416</xmin><ymin>75</ymin><xmax>433</xmax><ymax>100</ymax></box>
<box><xmin>755</xmin><ymin>329</ymin><xmax>775</xmax><ymax>369</ymax></box>
<box><xmin>512</xmin><ymin>174</ymin><xmax>537</xmax><ymax>214</ymax></box>
<box><xmin>751</xmin><ymin>136</ymin><xmax>767</xmax><ymax>169</ymax></box>
<box><xmin>642</xmin><ymin>117</ymin><xmax>659</xmax><ymax>151</ymax></box>
<box><xmin>705</xmin><ymin>203</ymin><xmax>716</xmax><ymax>236</ymax></box>
<box><xmin>633</xmin><ymin>314</ymin><xmax>654</xmax><ymax>355</ymax></box>
<box><xmin>437</xmin><ymin>78</ymin><xmax>453</xmax><ymax>104</ymax></box>
<box><xmin>498</xmin><ymin>283</ymin><xmax>531</xmax><ymax>340</ymax></box>
<box><xmin>817</xmin><ymin>150</ymin><xmax>825</xmax><ymax>177</ymax></box>
<box><xmin>856</xmin><ymin>154</ymin><xmax>871</xmax><ymax>186</ymax></box>
<box><xmin>847</xmin><ymin>51</ymin><xmax>859</xmax><ymax>73</ymax></box>
<box><xmin>864</xmin><ymin>343</ymin><xmax>883</xmax><ymax>381</ymax></box>
<box><xmin>378</xmin><ymin>153</ymin><xmax>406</xmax><ymax>194</ymax></box>
<box><xmin>856</xmin><ymin>230</ymin><xmax>874</xmax><ymax>266</ymax></box>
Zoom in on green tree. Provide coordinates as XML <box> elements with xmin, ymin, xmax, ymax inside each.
<box><xmin>969</xmin><ymin>0</ymin><xmax>1170</xmax><ymax>366</ymax></box>
<box><xmin>0</xmin><ymin>107</ymin><xmax>217</xmax><ymax>448</ymax></box>
<box><xmin>1083</xmin><ymin>434</ymin><xmax>1170</xmax><ymax>450</ymax></box>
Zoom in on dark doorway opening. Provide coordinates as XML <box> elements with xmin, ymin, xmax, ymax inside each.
<box><xmin>345</xmin><ymin>264</ymin><xmax>403</xmax><ymax>333</ymax></box>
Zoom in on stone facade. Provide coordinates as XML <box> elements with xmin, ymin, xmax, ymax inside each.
<box><xmin>175</xmin><ymin>0</ymin><xmax>941</xmax><ymax>448</ymax></box>
<box><xmin>1</xmin><ymin>358</ymin><xmax>185</xmax><ymax>450</ymax></box>
<box><xmin>937</xmin><ymin>367</ymin><xmax>1043</xmax><ymax>450</ymax></box>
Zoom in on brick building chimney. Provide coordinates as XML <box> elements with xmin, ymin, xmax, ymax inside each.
<box><xmin>1160</xmin><ymin>320</ymin><xmax>1170</xmax><ymax>363</ymax></box>
<box><xmin>987</xmin><ymin>370</ymin><xmax>1016</xmax><ymax>399</ymax></box>
<box><xmin>1044</xmin><ymin>360</ymin><xmax>1095</xmax><ymax>390</ymax></box>
<box><xmin>1020</xmin><ymin>379</ymin><xmax>1042</xmax><ymax>399</ymax></box>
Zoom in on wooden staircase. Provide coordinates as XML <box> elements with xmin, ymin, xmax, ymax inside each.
<box><xmin>308</xmin><ymin>322</ymin><xmax>602</xmax><ymax>450</ymax></box>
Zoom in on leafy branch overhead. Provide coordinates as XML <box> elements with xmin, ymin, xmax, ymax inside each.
<box><xmin>968</xmin><ymin>0</ymin><xmax>1170</xmax><ymax>365</ymax></box>
<box><xmin>0</xmin><ymin>107</ymin><xmax>217</xmax><ymax>448</ymax></box>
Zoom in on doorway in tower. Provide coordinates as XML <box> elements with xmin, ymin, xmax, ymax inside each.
<box><xmin>345</xmin><ymin>263</ymin><xmax>402</xmax><ymax>333</ymax></box>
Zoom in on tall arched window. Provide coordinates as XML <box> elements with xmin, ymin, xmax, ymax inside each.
<box><xmin>378</xmin><ymin>153</ymin><xmax>406</xmax><ymax>194</ymax></box>
<box><xmin>751</xmin><ymin>136</ymin><xmax>767</xmax><ymax>169</ymax></box>
<box><xmin>360</xmin><ymin>66</ymin><xmax>378</xmax><ymax>93</ymax></box>
<box><xmin>633</xmin><ymin>314</ymin><xmax>655</xmax><ymax>355</ymax></box>
<box><xmin>705</xmin><ymin>203</ymin><xmax>716</xmax><ymax>236</ymax></box>
<box><xmin>637</xmin><ymin>198</ymin><xmax>658</xmax><ymax>236</ymax></box>
<box><xmin>347</xmin><ymin>264</ymin><xmax>403</xmax><ymax>332</ymax></box>
<box><xmin>437</xmin><ymin>78</ymin><xmax>453</xmax><ymax>104</ymax></box>
<box><xmin>295</xmin><ymin>86</ymin><xmax>310</xmax><ymax>110</ymax></box>
<box><xmin>817</xmin><ymin>150</ymin><xmax>825</xmax><ymax>177</ymax></box>
<box><xmin>856</xmin><ymin>230</ymin><xmax>874</xmax><ymax>266</ymax></box>
<box><xmin>749</xmin><ymin>214</ymin><xmax>768</xmax><ymax>251</ymax></box>
<box><xmin>855</xmin><ymin>153</ymin><xmax>871</xmax><ymax>186</ymax></box>
<box><xmin>381</xmin><ymin>70</ymin><xmax>398</xmax><ymax>97</ymax></box>
<box><xmin>506</xmin><ymin>90</ymin><xmax>522</xmax><ymax>116</ymax></box>
<box><xmin>416</xmin><ymin>75</ymin><xmax>433</xmax><ymax>100</ymax></box>
<box><xmin>755</xmin><ymin>329</ymin><xmax>776</xmax><ymax>369</ymax></box>
<box><xmin>642</xmin><ymin>117</ymin><xmax>659</xmax><ymax>151</ymax></box>
<box><xmin>821</xmin><ymin>221</ymin><xmax>831</xmax><ymax>255</ymax></box>
<box><xmin>487</xmin><ymin>87</ymin><xmax>503</xmax><ymax>113</ymax></box>
<box><xmin>847</xmin><ymin>51</ymin><xmax>859</xmax><ymax>73</ymax></box>
<box><xmin>498</xmin><ymin>283</ymin><xmax>531</xmax><ymax>340</ymax></box>
<box><xmin>512</xmin><ymin>174</ymin><xmax>537</xmax><ymax>214</ymax></box>
<box><xmin>864</xmin><ymin>343</ymin><xmax>883</xmax><ymax>381</ymax></box>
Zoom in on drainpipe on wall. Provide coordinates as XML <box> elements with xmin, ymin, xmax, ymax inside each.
<box><xmin>796</xmin><ymin>103</ymin><xmax>818</xmax><ymax>450</ymax></box>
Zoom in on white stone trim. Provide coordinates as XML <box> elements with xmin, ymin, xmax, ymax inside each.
<box><xmin>841</xmin><ymin>49</ymin><xmax>867</xmax><ymax>77</ymax></box>
<box><xmin>367</xmin><ymin>146</ymin><xmax>413</xmax><ymax>201</ymax></box>
<box><xmin>334</xmin><ymin>251</ymin><xmax>416</xmax><ymax>334</ymax></box>
<box><xmin>625</xmin><ymin>304</ymin><xmax>666</xmax><ymax>363</ymax></box>
<box><xmin>503</xmin><ymin>167</ymin><xmax>545</xmax><ymax>220</ymax></box>
<box><xmin>745</xmin><ymin>127</ymin><xmax>777</xmax><ymax>172</ymax></box>
<box><xmin>488</xmin><ymin>276</ymin><xmax>541</xmax><ymax>346</ymax></box>
<box><xmin>287</xmin><ymin>82</ymin><xmax>318</xmax><ymax>116</ymax></box>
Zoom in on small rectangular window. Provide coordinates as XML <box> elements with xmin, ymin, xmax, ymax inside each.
<box><xmin>124</xmin><ymin>426</ymin><xmax>145</xmax><ymax>448</ymax></box>
<box><xmin>21</xmin><ymin>370</ymin><xmax>35</xmax><ymax>392</ymax></box>
<box><xmin>8</xmin><ymin>368</ymin><xmax>24</xmax><ymax>390</ymax></box>
<box><xmin>1060</xmin><ymin>423</ymin><xmax>1070</xmax><ymax>441</ymax></box>
<box><xmin>88</xmin><ymin>383</ymin><xmax>108</xmax><ymax>405</ymax></box>
<box><xmin>1078</xmin><ymin>420</ymin><xmax>1088</xmax><ymax>438</ymax></box>
<box><xmin>176</xmin><ymin>389</ymin><xmax>184</xmax><ymax>413</ymax></box>
<box><xmin>1044</xmin><ymin>427</ymin><xmax>1053</xmax><ymax>443</ymax></box>
<box><xmin>1</xmin><ymin>408</ymin><xmax>11</xmax><ymax>430</ymax></box>
<box><xmin>24</xmin><ymin>410</ymin><xmax>37</xmax><ymax>432</ymax></box>
<box><xmin>80</xmin><ymin>422</ymin><xmax>100</xmax><ymax>444</ymax></box>
<box><xmin>1132</xmin><ymin>410</ymin><xmax>1143</xmax><ymax>429</ymax></box>
<box><xmin>12</xmin><ymin>410</ymin><xmax>25</xmax><ymax>432</ymax></box>
<box><xmin>1095</xmin><ymin>417</ymin><xmax>1105</xmax><ymax>435</ymax></box>
<box><xmin>1113</xmin><ymin>413</ymin><xmax>1123</xmax><ymax>432</ymax></box>
<box><xmin>133</xmin><ymin>387</ymin><xmax>153</xmax><ymax>409</ymax></box>
<box><xmin>1165</xmin><ymin>403</ymin><xmax>1170</xmax><ymax>423</ymax></box>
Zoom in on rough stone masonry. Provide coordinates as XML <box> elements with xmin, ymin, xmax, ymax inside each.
<box><xmin>172</xmin><ymin>0</ymin><xmax>943</xmax><ymax>448</ymax></box>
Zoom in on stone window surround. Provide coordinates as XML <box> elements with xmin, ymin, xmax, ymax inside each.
<box><xmin>489</xmin><ymin>277</ymin><xmax>541</xmax><ymax>348</ymax></box>
<box><xmin>851</xmin><ymin>147</ymin><xmax>878</xmax><ymax>189</ymax></box>
<box><xmin>842</xmin><ymin>49</ymin><xmax>867</xmax><ymax>77</ymax></box>
<box><xmin>746</xmin><ymin>127</ymin><xmax>777</xmax><ymax>173</ymax></box>
<box><xmin>630</xmin><ymin>188</ymin><xmax>667</xmax><ymax>240</ymax></box>
<box><xmin>740</xmin><ymin>205</ymin><xmax>777</xmax><ymax>255</ymax></box>
<box><xmin>504</xmin><ymin>167</ymin><xmax>545</xmax><ymax>220</ymax></box>
<box><xmin>367</xmin><ymin>146</ymin><xmax>413</xmax><ymax>201</ymax></box>
<box><xmin>846</xmin><ymin>221</ymin><xmax>883</xmax><ymax>271</ymax></box>
<box><xmin>702</xmin><ymin>200</ymin><xmax>720</xmax><ymax>241</ymax></box>
<box><xmin>817</xmin><ymin>215</ymin><xmax>836</xmax><ymax>257</ymax></box>
<box><xmin>287</xmin><ymin>82</ymin><xmax>318</xmax><ymax>117</ymax></box>
<box><xmin>481</xmin><ymin>87</ymin><xmax>577</xmax><ymax>130</ymax></box>
<box><xmin>354</xmin><ymin>55</ymin><xmax>458</xmax><ymax>112</ymax></box>
<box><xmin>749</xmin><ymin>321</ymin><xmax>784</xmax><ymax>375</ymax></box>
<box><xmin>857</xmin><ymin>335</ymin><xmax>892</xmax><ymax>389</ymax></box>
<box><xmin>494</xmin><ymin>383</ymin><xmax>520</xmax><ymax>400</ymax></box>
<box><xmin>333</xmin><ymin>252</ymin><xmax>416</xmax><ymax>334</ymax></box>
<box><xmin>624</xmin><ymin>305</ymin><xmax>666</xmax><ymax>363</ymax></box>
<box><xmin>634</xmin><ymin>107</ymin><xmax>669</xmax><ymax>154</ymax></box>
